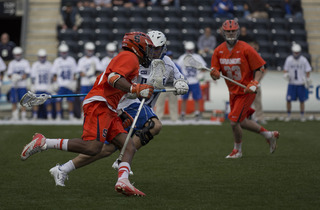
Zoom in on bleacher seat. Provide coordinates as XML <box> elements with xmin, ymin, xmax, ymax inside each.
<box><xmin>270</xmin><ymin>18</ymin><xmax>288</xmax><ymax>30</ymax></box>
<box><xmin>58</xmin><ymin>29</ymin><xmax>77</xmax><ymax>41</ymax></box>
<box><xmin>287</xmin><ymin>17</ymin><xmax>305</xmax><ymax>30</ymax></box>
<box><xmin>77</xmin><ymin>29</ymin><xmax>95</xmax><ymax>42</ymax></box>
<box><xmin>78</xmin><ymin>6</ymin><xmax>95</xmax><ymax>19</ymax></box>
<box><xmin>147</xmin><ymin>16</ymin><xmax>165</xmax><ymax>30</ymax></box>
<box><xmin>251</xmin><ymin>18</ymin><xmax>270</xmax><ymax>30</ymax></box>
<box><xmin>112</xmin><ymin>6</ymin><xmax>132</xmax><ymax>18</ymax></box>
<box><xmin>260</xmin><ymin>52</ymin><xmax>275</xmax><ymax>69</ymax></box>
<box><xmin>272</xmin><ymin>41</ymin><xmax>291</xmax><ymax>55</ymax></box>
<box><xmin>268</xmin><ymin>7</ymin><xmax>284</xmax><ymax>18</ymax></box>
<box><xmin>81</xmin><ymin>17</ymin><xmax>95</xmax><ymax>29</ymax></box>
<box><xmin>181</xmin><ymin>17</ymin><xmax>199</xmax><ymax>30</ymax></box>
<box><xmin>181</xmin><ymin>29</ymin><xmax>200</xmax><ymax>41</ymax></box>
<box><xmin>165</xmin><ymin>28</ymin><xmax>182</xmax><ymax>41</ymax></box>
<box><xmin>112</xmin><ymin>16</ymin><xmax>130</xmax><ymax>30</ymax></box>
<box><xmin>95</xmin><ymin>17</ymin><xmax>114</xmax><ymax>30</ymax></box>
<box><xmin>95</xmin><ymin>6</ymin><xmax>114</xmax><ymax>18</ymax></box>
<box><xmin>164</xmin><ymin>16</ymin><xmax>183</xmax><ymax>29</ymax></box>
<box><xmin>94</xmin><ymin>29</ymin><xmax>112</xmax><ymax>42</ymax></box>
<box><xmin>130</xmin><ymin>17</ymin><xmax>148</xmax><ymax>30</ymax></box>
<box><xmin>290</xmin><ymin>29</ymin><xmax>307</xmax><ymax>42</ymax></box>
<box><xmin>163</xmin><ymin>6</ymin><xmax>181</xmax><ymax>18</ymax></box>
<box><xmin>253</xmin><ymin>29</ymin><xmax>271</xmax><ymax>42</ymax></box>
<box><xmin>130</xmin><ymin>6</ymin><xmax>148</xmax><ymax>18</ymax></box>
<box><xmin>197</xmin><ymin>6</ymin><xmax>212</xmax><ymax>18</ymax></box>
<box><xmin>146</xmin><ymin>6</ymin><xmax>164</xmax><ymax>18</ymax></box>
<box><xmin>180</xmin><ymin>6</ymin><xmax>198</xmax><ymax>17</ymax></box>
<box><xmin>271</xmin><ymin>29</ymin><xmax>290</xmax><ymax>42</ymax></box>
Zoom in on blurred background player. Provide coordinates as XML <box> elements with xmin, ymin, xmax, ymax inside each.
<box><xmin>177</xmin><ymin>41</ymin><xmax>206</xmax><ymax>121</ymax></box>
<box><xmin>30</xmin><ymin>49</ymin><xmax>54</xmax><ymax>120</ymax></box>
<box><xmin>7</xmin><ymin>47</ymin><xmax>30</xmax><ymax>121</ymax></box>
<box><xmin>52</xmin><ymin>44</ymin><xmax>78</xmax><ymax>120</ymax></box>
<box><xmin>100</xmin><ymin>42</ymin><xmax>118</xmax><ymax>69</ymax></box>
<box><xmin>47</xmin><ymin>30</ymin><xmax>188</xmax><ymax>187</ymax></box>
<box><xmin>0</xmin><ymin>56</ymin><xmax>6</xmax><ymax>93</ymax></box>
<box><xmin>0</xmin><ymin>32</ymin><xmax>16</xmax><ymax>66</ymax></box>
<box><xmin>210</xmin><ymin>19</ymin><xmax>279</xmax><ymax>158</ymax></box>
<box><xmin>283</xmin><ymin>43</ymin><xmax>312</xmax><ymax>122</ymax></box>
<box><xmin>155</xmin><ymin>50</ymin><xmax>182</xmax><ymax>122</ymax></box>
<box><xmin>78</xmin><ymin>42</ymin><xmax>103</xmax><ymax>97</ymax></box>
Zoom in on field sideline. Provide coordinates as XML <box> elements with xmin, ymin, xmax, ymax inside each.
<box><xmin>1</xmin><ymin>121</ymin><xmax>319</xmax><ymax>209</ymax></box>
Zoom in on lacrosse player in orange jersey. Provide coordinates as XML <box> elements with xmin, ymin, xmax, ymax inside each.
<box><xmin>209</xmin><ymin>20</ymin><xmax>279</xmax><ymax>158</ymax></box>
<box><xmin>20</xmin><ymin>32</ymin><xmax>156</xmax><ymax>196</ymax></box>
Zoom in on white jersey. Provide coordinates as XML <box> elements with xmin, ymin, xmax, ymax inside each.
<box><xmin>30</xmin><ymin>60</ymin><xmax>53</xmax><ymax>92</ymax></box>
<box><xmin>0</xmin><ymin>57</ymin><xmax>6</xmax><ymax>72</ymax></box>
<box><xmin>100</xmin><ymin>56</ymin><xmax>113</xmax><ymax>70</ymax></box>
<box><xmin>52</xmin><ymin>56</ymin><xmax>78</xmax><ymax>88</ymax></box>
<box><xmin>118</xmin><ymin>55</ymin><xmax>185</xmax><ymax>109</ymax></box>
<box><xmin>78</xmin><ymin>55</ymin><xmax>103</xmax><ymax>86</ymax></box>
<box><xmin>284</xmin><ymin>55</ymin><xmax>312</xmax><ymax>85</ymax></box>
<box><xmin>176</xmin><ymin>53</ymin><xmax>206</xmax><ymax>85</ymax></box>
<box><xmin>7</xmin><ymin>59</ymin><xmax>31</xmax><ymax>88</ymax></box>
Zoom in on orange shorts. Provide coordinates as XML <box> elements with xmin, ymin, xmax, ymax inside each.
<box><xmin>82</xmin><ymin>101</ymin><xmax>127</xmax><ymax>143</ymax></box>
<box><xmin>228</xmin><ymin>94</ymin><xmax>256</xmax><ymax>122</ymax></box>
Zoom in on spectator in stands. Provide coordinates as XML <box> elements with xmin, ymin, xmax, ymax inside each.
<box><xmin>0</xmin><ymin>33</ymin><xmax>16</xmax><ymax>66</ymax></box>
<box><xmin>78</xmin><ymin>0</ymin><xmax>96</xmax><ymax>8</ymax></box>
<box><xmin>155</xmin><ymin>50</ymin><xmax>181</xmax><ymax>122</ymax></box>
<box><xmin>244</xmin><ymin>0</ymin><xmax>269</xmax><ymax>20</ymax></box>
<box><xmin>216</xmin><ymin>28</ymin><xmax>225</xmax><ymax>46</ymax></box>
<box><xmin>283</xmin><ymin>0</ymin><xmax>303</xmax><ymax>19</ymax></box>
<box><xmin>177</xmin><ymin>41</ymin><xmax>206</xmax><ymax>121</ymax></box>
<box><xmin>197</xmin><ymin>27</ymin><xmax>217</xmax><ymax>58</ymax></box>
<box><xmin>249</xmin><ymin>41</ymin><xmax>267</xmax><ymax>124</ymax></box>
<box><xmin>212</xmin><ymin>0</ymin><xmax>234</xmax><ymax>19</ymax></box>
<box><xmin>58</xmin><ymin>3</ymin><xmax>83</xmax><ymax>31</ymax></box>
<box><xmin>7</xmin><ymin>47</ymin><xmax>30</xmax><ymax>121</ymax></box>
<box><xmin>238</xmin><ymin>26</ymin><xmax>255</xmax><ymax>43</ymax></box>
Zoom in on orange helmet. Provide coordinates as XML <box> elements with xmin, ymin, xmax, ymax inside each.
<box><xmin>122</xmin><ymin>32</ymin><xmax>155</xmax><ymax>67</ymax></box>
<box><xmin>221</xmin><ymin>20</ymin><xmax>240</xmax><ymax>45</ymax></box>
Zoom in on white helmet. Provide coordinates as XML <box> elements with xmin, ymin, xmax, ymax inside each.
<box><xmin>106</xmin><ymin>43</ymin><xmax>117</xmax><ymax>52</ymax></box>
<box><xmin>85</xmin><ymin>42</ymin><xmax>95</xmax><ymax>51</ymax></box>
<box><xmin>37</xmin><ymin>49</ymin><xmax>47</xmax><ymax>57</ymax></box>
<box><xmin>147</xmin><ymin>30</ymin><xmax>167</xmax><ymax>47</ymax></box>
<box><xmin>13</xmin><ymin>47</ymin><xmax>23</xmax><ymax>55</ymax></box>
<box><xmin>58</xmin><ymin>44</ymin><xmax>69</xmax><ymax>52</ymax></box>
<box><xmin>292</xmin><ymin>43</ymin><xmax>301</xmax><ymax>53</ymax></box>
<box><xmin>184</xmin><ymin>41</ymin><xmax>195</xmax><ymax>51</ymax></box>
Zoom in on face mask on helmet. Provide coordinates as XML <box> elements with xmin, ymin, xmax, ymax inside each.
<box><xmin>59</xmin><ymin>44</ymin><xmax>69</xmax><ymax>59</ymax></box>
<box><xmin>122</xmin><ymin>32</ymin><xmax>155</xmax><ymax>68</ymax></box>
<box><xmin>292</xmin><ymin>44</ymin><xmax>301</xmax><ymax>59</ymax></box>
<box><xmin>85</xmin><ymin>42</ymin><xmax>95</xmax><ymax>57</ymax></box>
<box><xmin>222</xmin><ymin>20</ymin><xmax>240</xmax><ymax>46</ymax></box>
<box><xmin>37</xmin><ymin>49</ymin><xmax>47</xmax><ymax>63</ymax></box>
<box><xmin>13</xmin><ymin>47</ymin><xmax>23</xmax><ymax>61</ymax></box>
<box><xmin>147</xmin><ymin>30</ymin><xmax>167</xmax><ymax>59</ymax></box>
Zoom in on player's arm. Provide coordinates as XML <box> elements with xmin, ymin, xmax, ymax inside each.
<box><xmin>107</xmin><ymin>72</ymin><xmax>154</xmax><ymax>98</ymax></box>
<box><xmin>244</xmin><ymin>65</ymin><xmax>265</xmax><ymax>94</ymax></box>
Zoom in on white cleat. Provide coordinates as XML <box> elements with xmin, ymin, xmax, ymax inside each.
<box><xmin>225</xmin><ymin>149</ymin><xmax>242</xmax><ymax>159</ymax></box>
<box><xmin>112</xmin><ymin>159</ymin><xmax>134</xmax><ymax>175</ymax></box>
<box><xmin>49</xmin><ymin>164</ymin><xmax>68</xmax><ymax>187</ymax></box>
<box><xmin>21</xmin><ymin>133</ymin><xmax>47</xmax><ymax>161</ymax></box>
<box><xmin>267</xmin><ymin>131</ymin><xmax>279</xmax><ymax>153</ymax></box>
<box><xmin>115</xmin><ymin>178</ymin><xmax>145</xmax><ymax>197</ymax></box>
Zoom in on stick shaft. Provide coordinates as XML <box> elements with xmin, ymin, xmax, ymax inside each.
<box><xmin>118</xmin><ymin>98</ymin><xmax>146</xmax><ymax>161</ymax></box>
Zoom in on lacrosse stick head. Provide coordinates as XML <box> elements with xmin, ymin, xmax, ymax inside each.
<box><xmin>147</xmin><ymin>59</ymin><xmax>165</xmax><ymax>89</ymax></box>
<box><xmin>20</xmin><ymin>91</ymin><xmax>50</xmax><ymax>108</ymax></box>
<box><xmin>183</xmin><ymin>54</ymin><xmax>205</xmax><ymax>70</ymax></box>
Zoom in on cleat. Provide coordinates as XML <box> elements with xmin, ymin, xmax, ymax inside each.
<box><xmin>112</xmin><ymin>159</ymin><xmax>134</xmax><ymax>175</ymax></box>
<box><xmin>115</xmin><ymin>178</ymin><xmax>145</xmax><ymax>197</ymax></box>
<box><xmin>21</xmin><ymin>133</ymin><xmax>47</xmax><ymax>160</ymax></box>
<box><xmin>267</xmin><ymin>131</ymin><xmax>279</xmax><ymax>153</ymax></box>
<box><xmin>49</xmin><ymin>164</ymin><xmax>68</xmax><ymax>187</ymax></box>
<box><xmin>225</xmin><ymin>149</ymin><xmax>242</xmax><ymax>159</ymax></box>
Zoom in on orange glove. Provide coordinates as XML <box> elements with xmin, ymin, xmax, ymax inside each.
<box><xmin>130</xmin><ymin>83</ymin><xmax>154</xmax><ymax>99</ymax></box>
<box><xmin>244</xmin><ymin>80</ymin><xmax>259</xmax><ymax>94</ymax></box>
<box><xmin>210</xmin><ymin>68</ymin><xmax>220</xmax><ymax>80</ymax></box>
<box><xmin>118</xmin><ymin>110</ymin><xmax>133</xmax><ymax>129</ymax></box>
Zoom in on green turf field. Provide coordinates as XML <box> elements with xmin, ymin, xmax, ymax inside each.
<box><xmin>1</xmin><ymin>121</ymin><xmax>320</xmax><ymax>210</ymax></box>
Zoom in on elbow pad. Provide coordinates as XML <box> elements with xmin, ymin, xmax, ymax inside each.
<box><xmin>107</xmin><ymin>72</ymin><xmax>122</xmax><ymax>87</ymax></box>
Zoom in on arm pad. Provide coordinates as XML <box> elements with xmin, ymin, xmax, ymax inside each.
<box><xmin>107</xmin><ymin>72</ymin><xmax>122</xmax><ymax>87</ymax></box>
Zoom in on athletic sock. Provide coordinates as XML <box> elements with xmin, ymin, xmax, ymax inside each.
<box><xmin>259</xmin><ymin>127</ymin><xmax>272</xmax><ymax>139</ymax></box>
<box><xmin>46</xmin><ymin>138</ymin><xmax>69</xmax><ymax>150</ymax></box>
<box><xmin>59</xmin><ymin>160</ymin><xmax>76</xmax><ymax>173</ymax></box>
<box><xmin>118</xmin><ymin>162</ymin><xmax>131</xmax><ymax>180</ymax></box>
<box><xmin>234</xmin><ymin>141</ymin><xmax>242</xmax><ymax>152</ymax></box>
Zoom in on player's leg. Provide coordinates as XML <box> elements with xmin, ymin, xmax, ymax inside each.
<box><xmin>18</xmin><ymin>88</ymin><xmax>28</xmax><ymax>120</ymax></box>
<box><xmin>285</xmin><ymin>84</ymin><xmax>295</xmax><ymax>121</ymax></box>
<box><xmin>297</xmin><ymin>85</ymin><xmax>307</xmax><ymax>122</ymax></box>
<box><xmin>180</xmin><ymin>88</ymin><xmax>190</xmax><ymax>121</ymax></box>
<box><xmin>168</xmin><ymin>93</ymin><xmax>178</xmax><ymax>122</ymax></box>
<box><xmin>155</xmin><ymin>93</ymin><xmax>166</xmax><ymax>121</ymax></box>
<box><xmin>49</xmin><ymin>142</ymin><xmax>117</xmax><ymax>186</ymax></box>
<box><xmin>192</xmin><ymin>83</ymin><xmax>202</xmax><ymax>121</ymax></box>
<box><xmin>10</xmin><ymin>88</ymin><xmax>19</xmax><ymax>120</ymax></box>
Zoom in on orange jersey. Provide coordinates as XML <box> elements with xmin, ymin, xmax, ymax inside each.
<box><xmin>211</xmin><ymin>41</ymin><xmax>266</xmax><ymax>95</ymax></box>
<box><xmin>83</xmin><ymin>51</ymin><xmax>139</xmax><ymax>111</ymax></box>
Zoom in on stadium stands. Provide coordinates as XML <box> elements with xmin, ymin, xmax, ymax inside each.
<box><xmin>57</xmin><ymin>1</ymin><xmax>310</xmax><ymax>69</ymax></box>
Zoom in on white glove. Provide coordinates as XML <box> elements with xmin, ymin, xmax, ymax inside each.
<box><xmin>283</xmin><ymin>73</ymin><xmax>290</xmax><ymax>81</ymax></box>
<box><xmin>174</xmin><ymin>78</ymin><xmax>189</xmax><ymax>95</ymax></box>
<box><xmin>11</xmin><ymin>74</ymin><xmax>22</xmax><ymax>83</ymax></box>
<box><xmin>305</xmin><ymin>78</ymin><xmax>312</xmax><ymax>88</ymax></box>
<box><xmin>126</xmin><ymin>92</ymin><xmax>137</xmax><ymax>99</ymax></box>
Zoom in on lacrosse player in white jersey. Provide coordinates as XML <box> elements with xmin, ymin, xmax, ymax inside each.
<box><xmin>7</xmin><ymin>47</ymin><xmax>30</xmax><ymax>120</ymax></box>
<box><xmin>78</xmin><ymin>42</ymin><xmax>103</xmax><ymax>97</ymax></box>
<box><xmin>100</xmin><ymin>42</ymin><xmax>118</xmax><ymax>69</ymax></box>
<box><xmin>52</xmin><ymin>44</ymin><xmax>78</xmax><ymax>120</ymax></box>
<box><xmin>48</xmin><ymin>30</ymin><xmax>189</xmax><ymax>187</ymax></box>
<box><xmin>0</xmin><ymin>56</ymin><xmax>6</xmax><ymax>92</ymax></box>
<box><xmin>30</xmin><ymin>49</ymin><xmax>54</xmax><ymax>120</ymax></box>
<box><xmin>283</xmin><ymin>43</ymin><xmax>312</xmax><ymax>122</ymax></box>
<box><xmin>177</xmin><ymin>41</ymin><xmax>207</xmax><ymax>121</ymax></box>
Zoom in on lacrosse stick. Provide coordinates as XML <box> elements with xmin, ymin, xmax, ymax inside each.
<box><xmin>20</xmin><ymin>88</ymin><xmax>177</xmax><ymax>108</ymax></box>
<box><xmin>183</xmin><ymin>54</ymin><xmax>246</xmax><ymax>89</ymax></box>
